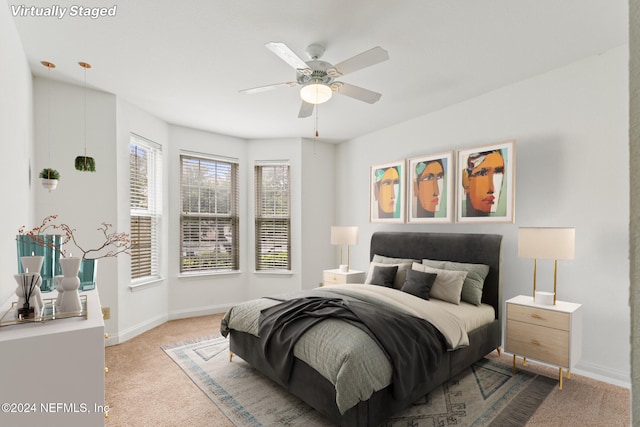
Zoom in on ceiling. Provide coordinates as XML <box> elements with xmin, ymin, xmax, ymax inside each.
<box><xmin>10</xmin><ymin>0</ymin><xmax>627</xmax><ymax>142</ymax></box>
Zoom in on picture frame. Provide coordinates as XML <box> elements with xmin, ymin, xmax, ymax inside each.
<box><xmin>370</xmin><ymin>160</ymin><xmax>405</xmax><ymax>223</ymax></box>
<box><xmin>456</xmin><ymin>140</ymin><xmax>515</xmax><ymax>223</ymax></box>
<box><xmin>407</xmin><ymin>151</ymin><xmax>453</xmax><ymax>223</ymax></box>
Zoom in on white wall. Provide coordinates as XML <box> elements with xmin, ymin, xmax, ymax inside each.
<box><xmin>167</xmin><ymin>125</ymin><xmax>249</xmax><ymax>318</ymax></box>
<box><xmin>167</xmin><ymin>133</ymin><xmax>335</xmax><ymax>315</ymax></box>
<box><xmin>301</xmin><ymin>138</ymin><xmax>337</xmax><ymax>288</ymax></box>
<box><xmin>32</xmin><ymin>78</ymin><xmax>121</xmax><ymax>338</ymax></box>
<box><xmin>630</xmin><ymin>0</ymin><xmax>639</xmax><ymax>416</ymax></box>
<box><xmin>0</xmin><ymin>4</ymin><xmax>34</xmax><ymax>303</ymax></box>
<box><xmin>335</xmin><ymin>46</ymin><xmax>630</xmax><ymax>385</ymax></box>
<box><xmin>246</xmin><ymin>138</ymin><xmax>302</xmax><ymax>299</ymax></box>
<box><xmin>114</xmin><ymin>99</ymin><xmax>170</xmax><ymax>343</ymax></box>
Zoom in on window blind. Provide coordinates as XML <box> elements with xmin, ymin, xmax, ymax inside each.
<box><xmin>129</xmin><ymin>134</ymin><xmax>162</xmax><ymax>281</ymax></box>
<box><xmin>255</xmin><ymin>163</ymin><xmax>291</xmax><ymax>271</ymax></box>
<box><xmin>180</xmin><ymin>154</ymin><xmax>239</xmax><ymax>273</ymax></box>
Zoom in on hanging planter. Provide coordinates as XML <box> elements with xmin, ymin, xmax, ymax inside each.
<box><xmin>39</xmin><ymin>168</ymin><xmax>59</xmax><ymax>191</ymax></box>
<box><xmin>74</xmin><ymin>155</ymin><xmax>95</xmax><ymax>172</ymax></box>
<box><xmin>76</xmin><ymin>61</ymin><xmax>96</xmax><ymax>172</ymax></box>
<box><xmin>40</xmin><ymin>61</ymin><xmax>59</xmax><ymax>191</ymax></box>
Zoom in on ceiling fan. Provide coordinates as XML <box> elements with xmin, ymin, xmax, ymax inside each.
<box><xmin>239</xmin><ymin>42</ymin><xmax>389</xmax><ymax>118</ymax></box>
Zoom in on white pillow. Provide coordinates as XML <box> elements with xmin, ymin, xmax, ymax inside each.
<box><xmin>366</xmin><ymin>262</ymin><xmax>412</xmax><ymax>289</ymax></box>
<box><xmin>411</xmin><ymin>262</ymin><xmax>467</xmax><ymax>304</ymax></box>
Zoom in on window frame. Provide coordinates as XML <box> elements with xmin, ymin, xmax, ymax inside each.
<box><xmin>179</xmin><ymin>152</ymin><xmax>240</xmax><ymax>275</ymax></box>
<box><xmin>254</xmin><ymin>162</ymin><xmax>291</xmax><ymax>272</ymax></box>
<box><xmin>129</xmin><ymin>134</ymin><xmax>162</xmax><ymax>285</ymax></box>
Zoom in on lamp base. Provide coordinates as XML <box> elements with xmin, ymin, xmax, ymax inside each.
<box><xmin>535</xmin><ymin>291</ymin><xmax>555</xmax><ymax>305</ymax></box>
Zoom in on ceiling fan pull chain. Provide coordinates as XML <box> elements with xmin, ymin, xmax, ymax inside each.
<box><xmin>315</xmin><ymin>103</ymin><xmax>319</xmax><ymax>137</ymax></box>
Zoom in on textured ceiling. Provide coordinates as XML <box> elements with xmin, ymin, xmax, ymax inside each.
<box><xmin>10</xmin><ymin>0</ymin><xmax>628</xmax><ymax>142</ymax></box>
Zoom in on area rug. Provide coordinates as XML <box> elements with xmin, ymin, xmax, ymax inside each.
<box><xmin>162</xmin><ymin>335</ymin><xmax>556</xmax><ymax>426</ymax></box>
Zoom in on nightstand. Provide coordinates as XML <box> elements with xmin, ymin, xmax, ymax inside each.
<box><xmin>505</xmin><ymin>295</ymin><xmax>582</xmax><ymax>389</ymax></box>
<box><xmin>322</xmin><ymin>269</ymin><xmax>365</xmax><ymax>285</ymax></box>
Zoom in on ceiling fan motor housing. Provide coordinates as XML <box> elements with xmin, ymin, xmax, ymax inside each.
<box><xmin>297</xmin><ymin>60</ymin><xmax>335</xmax><ymax>86</ymax></box>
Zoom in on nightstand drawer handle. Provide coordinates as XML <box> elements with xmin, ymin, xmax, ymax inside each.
<box><xmin>531</xmin><ymin>314</ymin><xmax>542</xmax><ymax>319</ymax></box>
<box><xmin>531</xmin><ymin>339</ymin><xmax>541</xmax><ymax>345</ymax></box>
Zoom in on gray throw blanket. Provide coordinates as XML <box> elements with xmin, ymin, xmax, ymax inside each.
<box><xmin>258</xmin><ymin>295</ymin><xmax>446</xmax><ymax>402</ymax></box>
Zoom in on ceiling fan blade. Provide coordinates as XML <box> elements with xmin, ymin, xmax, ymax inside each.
<box><xmin>332</xmin><ymin>82</ymin><xmax>382</xmax><ymax>104</ymax></box>
<box><xmin>265</xmin><ymin>42</ymin><xmax>311</xmax><ymax>74</ymax></box>
<box><xmin>330</xmin><ymin>46</ymin><xmax>389</xmax><ymax>77</ymax></box>
<box><xmin>239</xmin><ymin>81</ymin><xmax>297</xmax><ymax>95</ymax></box>
<box><xmin>298</xmin><ymin>101</ymin><xmax>314</xmax><ymax>118</ymax></box>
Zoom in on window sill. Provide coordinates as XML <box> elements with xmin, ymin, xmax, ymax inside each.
<box><xmin>129</xmin><ymin>277</ymin><xmax>163</xmax><ymax>292</ymax></box>
<box><xmin>179</xmin><ymin>270</ymin><xmax>242</xmax><ymax>279</ymax></box>
<box><xmin>253</xmin><ymin>270</ymin><xmax>294</xmax><ymax>276</ymax></box>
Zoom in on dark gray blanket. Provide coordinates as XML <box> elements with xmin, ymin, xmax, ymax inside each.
<box><xmin>258</xmin><ymin>295</ymin><xmax>446</xmax><ymax>401</ymax></box>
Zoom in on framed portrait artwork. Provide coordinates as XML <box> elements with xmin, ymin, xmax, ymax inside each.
<box><xmin>370</xmin><ymin>160</ymin><xmax>405</xmax><ymax>223</ymax></box>
<box><xmin>407</xmin><ymin>151</ymin><xmax>453</xmax><ymax>223</ymax></box>
<box><xmin>456</xmin><ymin>140</ymin><xmax>515</xmax><ymax>223</ymax></box>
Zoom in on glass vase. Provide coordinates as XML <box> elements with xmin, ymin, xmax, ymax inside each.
<box><xmin>16</xmin><ymin>235</ymin><xmax>61</xmax><ymax>292</ymax></box>
<box><xmin>79</xmin><ymin>259</ymin><xmax>98</xmax><ymax>291</ymax></box>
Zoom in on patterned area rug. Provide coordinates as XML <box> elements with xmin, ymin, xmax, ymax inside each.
<box><xmin>162</xmin><ymin>335</ymin><xmax>555</xmax><ymax>426</ymax></box>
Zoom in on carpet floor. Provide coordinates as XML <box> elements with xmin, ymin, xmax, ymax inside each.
<box><xmin>104</xmin><ymin>313</ymin><xmax>631</xmax><ymax>426</ymax></box>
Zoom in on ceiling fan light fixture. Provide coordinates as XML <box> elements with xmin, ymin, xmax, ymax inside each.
<box><xmin>300</xmin><ymin>81</ymin><xmax>332</xmax><ymax>105</ymax></box>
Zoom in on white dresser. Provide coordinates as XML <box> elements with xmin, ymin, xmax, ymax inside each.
<box><xmin>505</xmin><ymin>295</ymin><xmax>582</xmax><ymax>389</ymax></box>
<box><xmin>0</xmin><ymin>289</ymin><xmax>106</xmax><ymax>426</ymax></box>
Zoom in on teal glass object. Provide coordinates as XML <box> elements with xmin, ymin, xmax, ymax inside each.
<box><xmin>79</xmin><ymin>258</ymin><xmax>97</xmax><ymax>291</ymax></box>
<box><xmin>16</xmin><ymin>235</ymin><xmax>61</xmax><ymax>292</ymax></box>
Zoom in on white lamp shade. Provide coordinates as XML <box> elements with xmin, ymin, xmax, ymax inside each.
<box><xmin>300</xmin><ymin>82</ymin><xmax>332</xmax><ymax>104</ymax></box>
<box><xmin>518</xmin><ymin>227</ymin><xmax>575</xmax><ymax>260</ymax></box>
<box><xmin>331</xmin><ymin>226</ymin><xmax>359</xmax><ymax>246</ymax></box>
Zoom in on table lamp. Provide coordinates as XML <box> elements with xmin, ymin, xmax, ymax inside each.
<box><xmin>330</xmin><ymin>226</ymin><xmax>359</xmax><ymax>272</ymax></box>
<box><xmin>518</xmin><ymin>227</ymin><xmax>575</xmax><ymax>305</ymax></box>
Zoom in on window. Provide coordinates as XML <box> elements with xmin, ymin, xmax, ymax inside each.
<box><xmin>255</xmin><ymin>162</ymin><xmax>291</xmax><ymax>271</ymax></box>
<box><xmin>129</xmin><ymin>134</ymin><xmax>162</xmax><ymax>281</ymax></box>
<box><xmin>180</xmin><ymin>154</ymin><xmax>239</xmax><ymax>273</ymax></box>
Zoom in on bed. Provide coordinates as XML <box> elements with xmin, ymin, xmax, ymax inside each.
<box><xmin>221</xmin><ymin>231</ymin><xmax>503</xmax><ymax>426</ymax></box>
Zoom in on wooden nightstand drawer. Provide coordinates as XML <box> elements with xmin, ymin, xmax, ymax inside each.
<box><xmin>507</xmin><ymin>303</ymin><xmax>570</xmax><ymax>330</ymax></box>
<box><xmin>323</xmin><ymin>271</ymin><xmax>346</xmax><ymax>284</ymax></box>
<box><xmin>507</xmin><ymin>320</ymin><xmax>569</xmax><ymax>367</ymax></box>
<box><xmin>322</xmin><ymin>269</ymin><xmax>365</xmax><ymax>286</ymax></box>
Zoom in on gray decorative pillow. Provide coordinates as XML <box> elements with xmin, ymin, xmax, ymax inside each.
<box><xmin>412</xmin><ymin>262</ymin><xmax>467</xmax><ymax>305</ymax></box>
<box><xmin>401</xmin><ymin>269</ymin><xmax>437</xmax><ymax>300</ymax></box>
<box><xmin>368</xmin><ymin>265</ymin><xmax>398</xmax><ymax>288</ymax></box>
<box><xmin>372</xmin><ymin>254</ymin><xmax>417</xmax><ymax>289</ymax></box>
<box><xmin>422</xmin><ymin>259</ymin><xmax>490</xmax><ymax>306</ymax></box>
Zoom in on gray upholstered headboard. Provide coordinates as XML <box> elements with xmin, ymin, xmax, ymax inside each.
<box><xmin>370</xmin><ymin>232</ymin><xmax>503</xmax><ymax>318</ymax></box>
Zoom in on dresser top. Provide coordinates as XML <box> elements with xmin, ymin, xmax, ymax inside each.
<box><xmin>507</xmin><ymin>294</ymin><xmax>582</xmax><ymax>312</ymax></box>
<box><xmin>0</xmin><ymin>289</ymin><xmax>103</xmax><ymax>342</ymax></box>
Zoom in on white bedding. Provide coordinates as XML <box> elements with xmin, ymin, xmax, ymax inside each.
<box><xmin>427</xmin><ymin>298</ymin><xmax>496</xmax><ymax>332</ymax></box>
<box><xmin>322</xmin><ymin>283</ymin><xmax>496</xmax><ymax>333</ymax></box>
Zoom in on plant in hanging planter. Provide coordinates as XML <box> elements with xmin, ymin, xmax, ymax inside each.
<box><xmin>75</xmin><ymin>155</ymin><xmax>96</xmax><ymax>172</ymax></box>
<box><xmin>39</xmin><ymin>168</ymin><xmax>60</xmax><ymax>191</ymax></box>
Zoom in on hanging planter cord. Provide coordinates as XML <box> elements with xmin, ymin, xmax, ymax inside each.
<box><xmin>76</xmin><ymin>61</ymin><xmax>96</xmax><ymax>172</ymax></box>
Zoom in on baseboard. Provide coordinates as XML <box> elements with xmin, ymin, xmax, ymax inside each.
<box><xmin>104</xmin><ymin>312</ymin><xmax>168</xmax><ymax>346</ymax></box>
<box><xmin>502</xmin><ymin>351</ymin><xmax>630</xmax><ymax>389</ymax></box>
<box><xmin>168</xmin><ymin>303</ymin><xmax>232</xmax><ymax>321</ymax></box>
<box><xmin>573</xmin><ymin>360</ymin><xmax>631</xmax><ymax>389</ymax></box>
